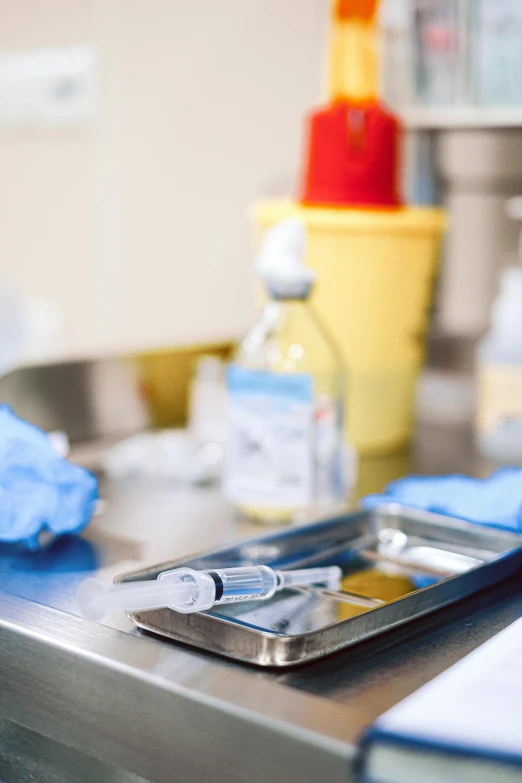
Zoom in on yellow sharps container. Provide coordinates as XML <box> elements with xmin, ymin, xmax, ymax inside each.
<box><xmin>254</xmin><ymin>202</ymin><xmax>445</xmax><ymax>455</ymax></box>
<box><xmin>253</xmin><ymin>1</ymin><xmax>445</xmax><ymax>455</ymax></box>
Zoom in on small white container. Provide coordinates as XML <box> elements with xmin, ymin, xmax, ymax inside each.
<box><xmin>476</xmin><ymin>266</ymin><xmax>522</xmax><ymax>464</ymax></box>
<box><xmin>188</xmin><ymin>355</ymin><xmax>227</xmax><ymax>447</ymax></box>
<box><xmin>225</xmin><ymin>219</ymin><xmax>347</xmax><ymax>524</ymax></box>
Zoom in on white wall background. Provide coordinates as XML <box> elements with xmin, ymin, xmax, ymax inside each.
<box><xmin>0</xmin><ymin>0</ymin><xmax>329</xmax><ymax>359</ymax></box>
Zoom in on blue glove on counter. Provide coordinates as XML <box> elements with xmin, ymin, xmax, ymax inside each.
<box><xmin>362</xmin><ymin>468</ymin><xmax>522</xmax><ymax>532</ymax></box>
<box><xmin>0</xmin><ymin>405</ymin><xmax>98</xmax><ymax>549</ymax></box>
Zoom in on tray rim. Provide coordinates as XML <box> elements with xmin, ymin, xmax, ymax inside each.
<box><xmin>115</xmin><ymin>503</ymin><xmax>522</xmax><ymax>584</ymax></box>
<box><xmin>115</xmin><ymin>504</ymin><xmax>522</xmax><ymax>667</ymax></box>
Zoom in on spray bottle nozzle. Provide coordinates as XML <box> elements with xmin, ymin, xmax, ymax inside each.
<box><xmin>256</xmin><ymin>219</ymin><xmax>316</xmax><ymax>299</ymax></box>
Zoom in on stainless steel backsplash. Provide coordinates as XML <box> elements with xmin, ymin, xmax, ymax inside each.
<box><xmin>0</xmin><ymin>358</ymin><xmax>149</xmax><ymax>443</ymax></box>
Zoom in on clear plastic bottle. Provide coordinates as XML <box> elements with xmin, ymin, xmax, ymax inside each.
<box><xmin>188</xmin><ymin>355</ymin><xmax>227</xmax><ymax>447</ymax></box>
<box><xmin>476</xmin><ymin>197</ymin><xmax>522</xmax><ymax>465</ymax></box>
<box><xmin>476</xmin><ymin>267</ymin><xmax>522</xmax><ymax>464</ymax></box>
<box><xmin>225</xmin><ymin>218</ymin><xmax>345</xmax><ymax>523</ymax></box>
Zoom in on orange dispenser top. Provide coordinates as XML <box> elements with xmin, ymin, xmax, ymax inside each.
<box><xmin>329</xmin><ymin>0</ymin><xmax>380</xmax><ymax>101</ymax></box>
<box><xmin>300</xmin><ymin>0</ymin><xmax>403</xmax><ymax>209</ymax></box>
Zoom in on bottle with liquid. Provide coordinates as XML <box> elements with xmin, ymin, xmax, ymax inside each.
<box><xmin>225</xmin><ymin>218</ymin><xmax>346</xmax><ymax>523</ymax></box>
<box><xmin>476</xmin><ymin>267</ymin><xmax>522</xmax><ymax>464</ymax></box>
<box><xmin>476</xmin><ymin>196</ymin><xmax>522</xmax><ymax>464</ymax></box>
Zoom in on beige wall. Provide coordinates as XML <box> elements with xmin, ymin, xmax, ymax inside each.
<box><xmin>0</xmin><ymin>0</ymin><xmax>329</xmax><ymax>359</ymax></box>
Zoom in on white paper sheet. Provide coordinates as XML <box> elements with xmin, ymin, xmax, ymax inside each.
<box><xmin>376</xmin><ymin>615</ymin><xmax>522</xmax><ymax>758</ymax></box>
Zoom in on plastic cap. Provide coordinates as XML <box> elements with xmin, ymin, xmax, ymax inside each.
<box><xmin>506</xmin><ymin>196</ymin><xmax>522</xmax><ymax>221</ymax></box>
<box><xmin>335</xmin><ymin>0</ymin><xmax>379</xmax><ymax>22</ymax></box>
<box><xmin>507</xmin><ymin>196</ymin><xmax>522</xmax><ymax>264</ymax></box>
<box><xmin>300</xmin><ymin>0</ymin><xmax>402</xmax><ymax>207</ymax></box>
<box><xmin>301</xmin><ymin>101</ymin><xmax>402</xmax><ymax>207</ymax></box>
<box><xmin>256</xmin><ymin>218</ymin><xmax>316</xmax><ymax>299</ymax></box>
<box><xmin>194</xmin><ymin>355</ymin><xmax>223</xmax><ymax>382</ymax></box>
<box><xmin>491</xmin><ymin>267</ymin><xmax>522</xmax><ymax>335</ymax></box>
<box><xmin>500</xmin><ymin>267</ymin><xmax>522</xmax><ymax>292</ymax></box>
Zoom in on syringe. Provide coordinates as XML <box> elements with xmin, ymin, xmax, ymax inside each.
<box><xmin>77</xmin><ymin>564</ymin><xmax>342</xmax><ymax>621</ymax></box>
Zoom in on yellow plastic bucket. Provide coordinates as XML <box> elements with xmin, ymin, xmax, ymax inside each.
<box><xmin>254</xmin><ymin>200</ymin><xmax>445</xmax><ymax>455</ymax></box>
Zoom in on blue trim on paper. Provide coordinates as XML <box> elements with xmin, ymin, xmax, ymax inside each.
<box><xmin>356</xmin><ymin>725</ymin><xmax>522</xmax><ymax>782</ymax></box>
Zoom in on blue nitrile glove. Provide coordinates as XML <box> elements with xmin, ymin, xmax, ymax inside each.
<box><xmin>362</xmin><ymin>468</ymin><xmax>522</xmax><ymax>532</ymax></box>
<box><xmin>0</xmin><ymin>405</ymin><xmax>98</xmax><ymax>549</ymax></box>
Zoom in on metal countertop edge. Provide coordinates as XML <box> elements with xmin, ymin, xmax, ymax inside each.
<box><xmin>0</xmin><ymin>591</ymin><xmax>355</xmax><ymax>783</ymax></box>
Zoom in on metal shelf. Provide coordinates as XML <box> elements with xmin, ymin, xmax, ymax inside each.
<box><xmin>402</xmin><ymin>106</ymin><xmax>522</xmax><ymax>130</ymax></box>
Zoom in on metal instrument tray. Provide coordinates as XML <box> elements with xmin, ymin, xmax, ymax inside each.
<box><xmin>116</xmin><ymin>505</ymin><xmax>522</xmax><ymax>667</ymax></box>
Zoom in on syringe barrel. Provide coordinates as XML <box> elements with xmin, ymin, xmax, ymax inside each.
<box><xmin>211</xmin><ymin>565</ymin><xmax>277</xmax><ymax>605</ymax></box>
<box><xmin>157</xmin><ymin>565</ymin><xmax>278</xmax><ymax>612</ymax></box>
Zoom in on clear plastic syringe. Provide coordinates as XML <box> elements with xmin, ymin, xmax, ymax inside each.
<box><xmin>77</xmin><ymin>564</ymin><xmax>342</xmax><ymax>621</ymax></box>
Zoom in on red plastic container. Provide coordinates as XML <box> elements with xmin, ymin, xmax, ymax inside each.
<box><xmin>300</xmin><ymin>99</ymin><xmax>403</xmax><ymax>209</ymax></box>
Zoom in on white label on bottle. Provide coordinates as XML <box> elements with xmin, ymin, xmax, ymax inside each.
<box><xmin>477</xmin><ymin>364</ymin><xmax>522</xmax><ymax>436</ymax></box>
<box><xmin>225</xmin><ymin>365</ymin><xmax>314</xmax><ymax>509</ymax></box>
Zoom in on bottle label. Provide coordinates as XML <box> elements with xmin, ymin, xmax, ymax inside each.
<box><xmin>477</xmin><ymin>364</ymin><xmax>522</xmax><ymax>437</ymax></box>
<box><xmin>226</xmin><ymin>365</ymin><xmax>314</xmax><ymax>508</ymax></box>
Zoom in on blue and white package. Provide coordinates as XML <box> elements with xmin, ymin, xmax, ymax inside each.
<box><xmin>0</xmin><ymin>405</ymin><xmax>98</xmax><ymax>549</ymax></box>
<box><xmin>226</xmin><ymin>365</ymin><xmax>315</xmax><ymax>509</ymax></box>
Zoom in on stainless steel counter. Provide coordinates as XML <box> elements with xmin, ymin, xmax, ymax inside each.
<box><xmin>0</xmin><ymin>408</ymin><xmax>520</xmax><ymax>783</ymax></box>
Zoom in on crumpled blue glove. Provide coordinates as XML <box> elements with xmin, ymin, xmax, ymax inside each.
<box><xmin>362</xmin><ymin>468</ymin><xmax>522</xmax><ymax>532</ymax></box>
<box><xmin>0</xmin><ymin>405</ymin><xmax>98</xmax><ymax>549</ymax></box>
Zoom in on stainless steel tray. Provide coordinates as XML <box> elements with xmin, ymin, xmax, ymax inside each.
<box><xmin>116</xmin><ymin>504</ymin><xmax>522</xmax><ymax>667</ymax></box>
